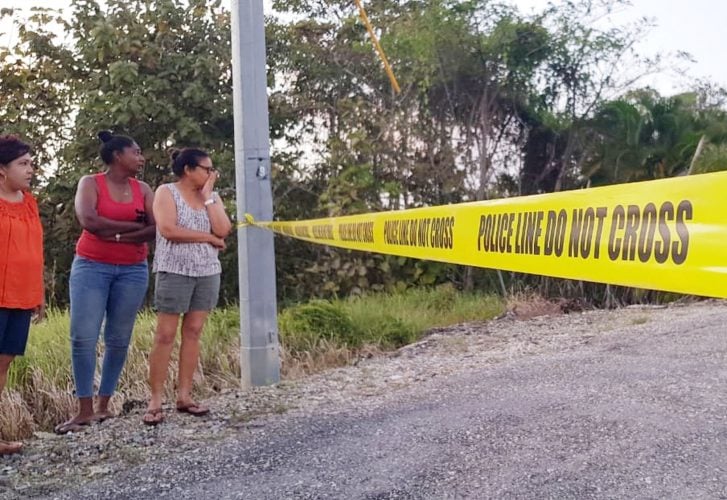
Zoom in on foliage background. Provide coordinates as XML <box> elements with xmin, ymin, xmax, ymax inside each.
<box><xmin>2</xmin><ymin>0</ymin><xmax>726</xmax><ymax>307</ymax></box>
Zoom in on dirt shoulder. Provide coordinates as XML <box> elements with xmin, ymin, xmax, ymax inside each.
<box><xmin>1</xmin><ymin>300</ymin><xmax>724</xmax><ymax>498</ymax></box>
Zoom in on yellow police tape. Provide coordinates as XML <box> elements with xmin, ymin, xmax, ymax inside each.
<box><xmin>241</xmin><ymin>171</ymin><xmax>727</xmax><ymax>299</ymax></box>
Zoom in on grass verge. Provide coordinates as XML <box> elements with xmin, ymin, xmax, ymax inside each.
<box><xmin>1</xmin><ymin>286</ymin><xmax>503</xmax><ymax>440</ymax></box>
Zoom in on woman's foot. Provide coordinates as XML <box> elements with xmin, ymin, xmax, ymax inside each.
<box><xmin>54</xmin><ymin>416</ymin><xmax>93</xmax><ymax>435</ymax></box>
<box><xmin>176</xmin><ymin>400</ymin><xmax>210</xmax><ymax>416</ymax></box>
<box><xmin>142</xmin><ymin>408</ymin><xmax>164</xmax><ymax>426</ymax></box>
<box><xmin>56</xmin><ymin>397</ymin><xmax>96</xmax><ymax>434</ymax></box>
<box><xmin>0</xmin><ymin>440</ymin><xmax>23</xmax><ymax>455</ymax></box>
<box><xmin>93</xmin><ymin>410</ymin><xmax>114</xmax><ymax>422</ymax></box>
<box><xmin>94</xmin><ymin>395</ymin><xmax>113</xmax><ymax>422</ymax></box>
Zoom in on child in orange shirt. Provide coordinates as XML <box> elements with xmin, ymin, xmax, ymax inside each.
<box><xmin>0</xmin><ymin>135</ymin><xmax>44</xmax><ymax>455</ymax></box>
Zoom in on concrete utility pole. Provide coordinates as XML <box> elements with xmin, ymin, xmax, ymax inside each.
<box><xmin>231</xmin><ymin>0</ymin><xmax>280</xmax><ymax>387</ymax></box>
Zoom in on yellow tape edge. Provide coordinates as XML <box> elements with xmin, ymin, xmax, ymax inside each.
<box><xmin>238</xmin><ymin>172</ymin><xmax>727</xmax><ymax>299</ymax></box>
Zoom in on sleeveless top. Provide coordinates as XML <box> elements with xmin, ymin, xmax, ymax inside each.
<box><xmin>152</xmin><ymin>183</ymin><xmax>221</xmax><ymax>277</ymax></box>
<box><xmin>0</xmin><ymin>192</ymin><xmax>44</xmax><ymax>309</ymax></box>
<box><xmin>75</xmin><ymin>173</ymin><xmax>148</xmax><ymax>265</ymax></box>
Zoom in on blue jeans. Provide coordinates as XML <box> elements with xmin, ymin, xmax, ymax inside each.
<box><xmin>69</xmin><ymin>256</ymin><xmax>148</xmax><ymax>398</ymax></box>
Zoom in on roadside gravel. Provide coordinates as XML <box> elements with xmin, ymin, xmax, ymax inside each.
<box><xmin>1</xmin><ymin>300</ymin><xmax>725</xmax><ymax>499</ymax></box>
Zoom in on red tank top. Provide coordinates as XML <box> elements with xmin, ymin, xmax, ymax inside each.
<box><xmin>75</xmin><ymin>174</ymin><xmax>148</xmax><ymax>265</ymax></box>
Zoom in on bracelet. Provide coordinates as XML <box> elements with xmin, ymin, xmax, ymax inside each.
<box><xmin>204</xmin><ymin>192</ymin><xmax>217</xmax><ymax>206</ymax></box>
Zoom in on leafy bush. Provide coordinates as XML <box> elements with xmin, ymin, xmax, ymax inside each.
<box><xmin>279</xmin><ymin>300</ymin><xmax>359</xmax><ymax>351</ymax></box>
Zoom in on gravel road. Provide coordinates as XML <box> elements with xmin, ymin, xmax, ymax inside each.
<box><xmin>3</xmin><ymin>301</ymin><xmax>727</xmax><ymax>499</ymax></box>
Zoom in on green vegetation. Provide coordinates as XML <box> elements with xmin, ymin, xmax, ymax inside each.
<box><xmin>280</xmin><ymin>285</ymin><xmax>503</xmax><ymax>352</ymax></box>
<box><xmin>2</xmin><ymin>0</ymin><xmax>726</xmax><ymax>308</ymax></box>
<box><xmin>1</xmin><ymin>288</ymin><xmax>503</xmax><ymax>440</ymax></box>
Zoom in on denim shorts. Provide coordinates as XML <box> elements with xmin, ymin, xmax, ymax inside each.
<box><xmin>154</xmin><ymin>272</ymin><xmax>221</xmax><ymax>314</ymax></box>
<box><xmin>0</xmin><ymin>308</ymin><xmax>32</xmax><ymax>356</ymax></box>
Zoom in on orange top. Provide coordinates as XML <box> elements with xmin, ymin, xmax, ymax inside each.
<box><xmin>0</xmin><ymin>192</ymin><xmax>44</xmax><ymax>309</ymax></box>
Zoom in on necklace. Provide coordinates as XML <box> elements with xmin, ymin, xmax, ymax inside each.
<box><xmin>113</xmin><ymin>183</ymin><xmax>130</xmax><ymax>197</ymax></box>
<box><xmin>105</xmin><ymin>173</ymin><xmax>130</xmax><ymax>197</ymax></box>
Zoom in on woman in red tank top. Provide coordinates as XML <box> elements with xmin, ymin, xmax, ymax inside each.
<box><xmin>55</xmin><ymin>131</ymin><xmax>156</xmax><ymax>434</ymax></box>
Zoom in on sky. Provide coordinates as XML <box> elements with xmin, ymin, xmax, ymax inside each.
<box><xmin>514</xmin><ymin>0</ymin><xmax>727</xmax><ymax>95</ymax></box>
<box><xmin>1</xmin><ymin>0</ymin><xmax>725</xmax><ymax>95</ymax></box>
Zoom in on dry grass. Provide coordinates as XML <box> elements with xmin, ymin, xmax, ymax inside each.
<box><xmin>0</xmin><ymin>392</ymin><xmax>36</xmax><ymax>440</ymax></box>
<box><xmin>1</xmin><ymin>309</ymin><xmax>242</xmax><ymax>441</ymax></box>
<box><xmin>1</xmin><ymin>288</ymin><xmax>504</xmax><ymax>440</ymax></box>
<box><xmin>280</xmin><ymin>338</ymin><xmax>355</xmax><ymax>379</ymax></box>
<box><xmin>506</xmin><ymin>292</ymin><xmax>585</xmax><ymax>320</ymax></box>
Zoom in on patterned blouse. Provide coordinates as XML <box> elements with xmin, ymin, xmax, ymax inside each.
<box><xmin>152</xmin><ymin>183</ymin><xmax>221</xmax><ymax>277</ymax></box>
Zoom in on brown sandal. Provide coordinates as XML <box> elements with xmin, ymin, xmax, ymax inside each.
<box><xmin>142</xmin><ymin>408</ymin><xmax>164</xmax><ymax>426</ymax></box>
<box><xmin>176</xmin><ymin>402</ymin><xmax>210</xmax><ymax>416</ymax></box>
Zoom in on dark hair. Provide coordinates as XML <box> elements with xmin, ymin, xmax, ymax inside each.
<box><xmin>0</xmin><ymin>135</ymin><xmax>31</xmax><ymax>166</ymax></box>
<box><xmin>170</xmin><ymin>148</ymin><xmax>210</xmax><ymax>177</ymax></box>
<box><xmin>97</xmin><ymin>130</ymin><xmax>136</xmax><ymax>165</ymax></box>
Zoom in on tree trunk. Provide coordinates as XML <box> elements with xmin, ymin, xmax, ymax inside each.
<box><xmin>687</xmin><ymin>135</ymin><xmax>707</xmax><ymax>175</ymax></box>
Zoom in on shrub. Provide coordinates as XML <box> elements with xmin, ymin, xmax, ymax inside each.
<box><xmin>279</xmin><ymin>300</ymin><xmax>359</xmax><ymax>351</ymax></box>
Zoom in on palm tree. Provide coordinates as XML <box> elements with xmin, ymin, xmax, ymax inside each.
<box><xmin>583</xmin><ymin>89</ymin><xmax>727</xmax><ymax>186</ymax></box>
